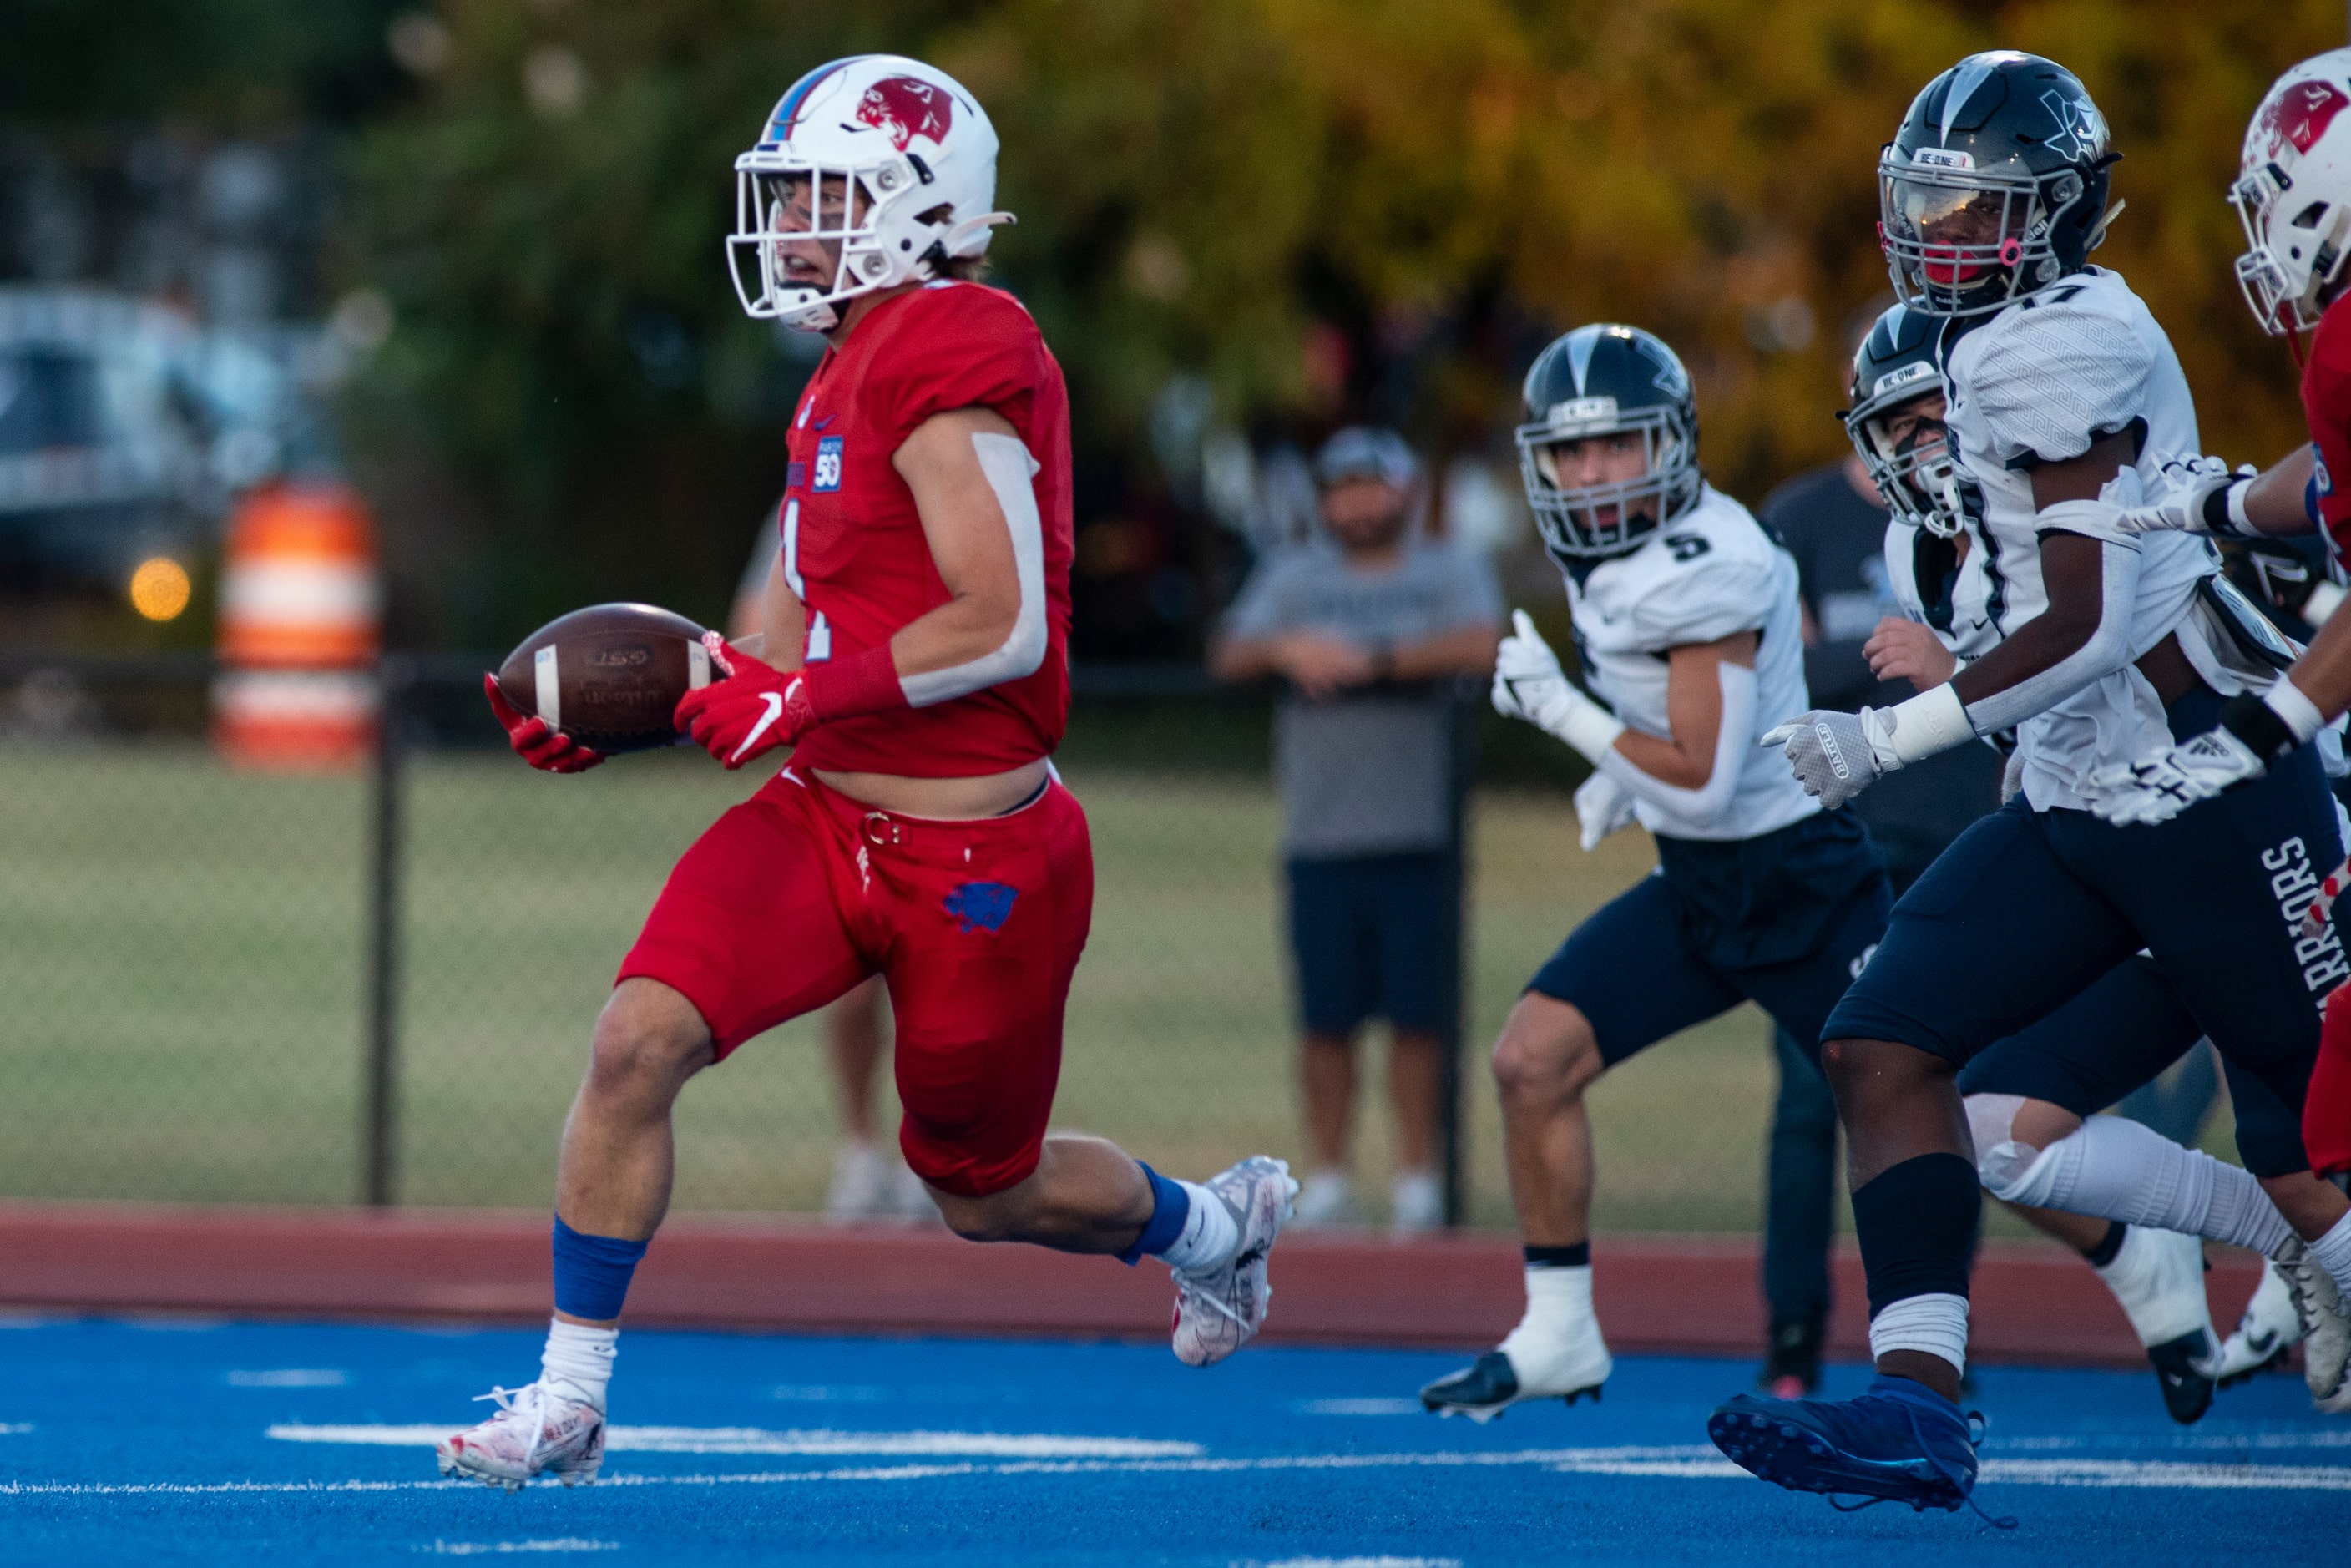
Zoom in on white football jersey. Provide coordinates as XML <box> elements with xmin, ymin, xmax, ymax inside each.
<box><xmin>1565</xmin><ymin>485</ymin><xmax>1818</xmax><ymax>842</ymax></box>
<box><xmin>1941</xmin><ymin>266</ymin><xmax>2220</xmax><ymax>811</ymax></box>
<box><xmin>1882</xmin><ymin>519</ymin><xmax>2001</xmax><ymax>661</ymax></box>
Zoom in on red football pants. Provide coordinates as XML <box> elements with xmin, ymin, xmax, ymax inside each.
<box><xmin>2309</xmin><ymin>981</ymin><xmax>2351</xmax><ymax>1180</ymax></box>
<box><xmin>618</xmin><ymin>767</ymin><xmax>1093</xmax><ymax>1197</ymax></box>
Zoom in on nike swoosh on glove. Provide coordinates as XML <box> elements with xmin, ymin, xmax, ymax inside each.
<box><xmin>1572</xmin><ymin>769</ymin><xmax>1636</xmax><ymax>852</ymax></box>
<box><xmin>2112</xmin><ymin>454</ymin><xmax>2254</xmax><ymax>538</ymax></box>
<box><xmin>483</xmin><ymin>672</ymin><xmax>604</xmax><ymax>774</ymax></box>
<box><xmin>1760</xmin><ymin>708</ymin><xmax>1895</xmax><ymax>810</ymax></box>
<box><xmin>673</xmin><ymin>635</ymin><xmax>814</xmax><ymax>769</ymax></box>
<box><xmin>2083</xmin><ymin>726</ymin><xmax>2266</xmax><ymax>827</ymax></box>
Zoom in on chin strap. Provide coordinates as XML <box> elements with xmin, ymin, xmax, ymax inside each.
<box><xmin>936</xmin><ymin>211</ymin><xmax>1016</xmax><ymax>260</ymax></box>
<box><xmin>2083</xmin><ymin>197</ymin><xmax>2126</xmax><ymax>253</ymax></box>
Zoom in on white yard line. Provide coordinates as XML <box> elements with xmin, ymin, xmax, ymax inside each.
<box><xmin>266</xmin><ymin>1425</ymin><xmax>1201</xmax><ymax>1459</ymax></box>
<box><xmin>3</xmin><ymin>1442</ymin><xmax>2347</xmax><ymax>1497</ymax></box>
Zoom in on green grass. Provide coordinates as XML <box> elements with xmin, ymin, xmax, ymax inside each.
<box><xmin>0</xmin><ymin>736</ymin><xmax>2235</xmax><ymax>1232</ymax></box>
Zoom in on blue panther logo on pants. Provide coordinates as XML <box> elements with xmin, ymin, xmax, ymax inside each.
<box><xmin>943</xmin><ymin>881</ymin><xmax>1019</xmax><ymax>934</ymax></box>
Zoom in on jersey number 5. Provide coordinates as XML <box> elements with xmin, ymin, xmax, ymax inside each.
<box><xmin>1662</xmin><ymin>533</ymin><xmax>1711</xmax><ymax>564</ymax></box>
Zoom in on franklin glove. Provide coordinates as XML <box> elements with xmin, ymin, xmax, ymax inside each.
<box><xmin>1760</xmin><ymin>708</ymin><xmax>1895</xmax><ymax>811</ymax></box>
<box><xmin>1490</xmin><ymin>609</ymin><xmax>1625</xmax><ymax>764</ymax></box>
<box><xmin>483</xmin><ymin>672</ymin><xmax>604</xmax><ymax>774</ymax></box>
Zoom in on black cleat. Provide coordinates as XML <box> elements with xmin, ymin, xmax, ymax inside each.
<box><xmin>2147</xmin><ymin>1329</ymin><xmax>2217</xmax><ymax>1425</ymax></box>
<box><xmin>1418</xmin><ymin>1350</ymin><xmax>1602</xmax><ymax>1423</ymax></box>
<box><xmin>1759</xmin><ymin>1318</ymin><xmax>1825</xmax><ymax>1399</ymax></box>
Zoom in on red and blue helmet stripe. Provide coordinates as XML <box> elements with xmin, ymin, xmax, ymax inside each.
<box><xmin>758</xmin><ymin>56</ymin><xmax>876</xmax><ymax>149</ymax></box>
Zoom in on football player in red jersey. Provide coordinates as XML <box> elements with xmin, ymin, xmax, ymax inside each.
<box><xmin>449</xmin><ymin>55</ymin><xmax>1297</xmax><ymax>1488</ymax></box>
<box><xmin>2081</xmin><ymin>50</ymin><xmax>2351</xmax><ymax>1397</ymax></box>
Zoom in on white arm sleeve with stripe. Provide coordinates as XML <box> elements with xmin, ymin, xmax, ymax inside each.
<box><xmin>1593</xmin><ymin>660</ymin><xmax>1756</xmax><ymax>824</ymax></box>
<box><xmin>897</xmin><ymin>430</ymin><xmax>1050</xmax><ymax>709</ymax></box>
<box><xmin>1956</xmin><ymin>510</ymin><xmax>2143</xmax><ymax>737</ymax></box>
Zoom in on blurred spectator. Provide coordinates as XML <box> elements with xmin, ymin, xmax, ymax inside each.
<box><xmin>1210</xmin><ymin>427</ymin><xmax>1502</xmax><ymax>1231</ymax></box>
<box><xmin>731</xmin><ymin>511</ymin><xmax>928</xmax><ymax>1222</ymax></box>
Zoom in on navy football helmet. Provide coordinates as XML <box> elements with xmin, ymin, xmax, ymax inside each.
<box><xmin>1843</xmin><ymin>303</ymin><xmax>1974</xmax><ymax>539</ymax></box>
<box><xmin>1514</xmin><ymin>324</ymin><xmax>1701</xmax><ymax>559</ymax></box>
<box><xmin>1879</xmin><ymin>51</ymin><xmax>2118</xmax><ymax>316</ymax></box>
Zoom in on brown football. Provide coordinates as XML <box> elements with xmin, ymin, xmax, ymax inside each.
<box><xmin>495</xmin><ymin>603</ymin><xmax>713</xmax><ymax>754</ymax></box>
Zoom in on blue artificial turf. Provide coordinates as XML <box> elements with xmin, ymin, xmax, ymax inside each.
<box><xmin>0</xmin><ymin>1317</ymin><xmax>2340</xmax><ymax>1565</ymax></box>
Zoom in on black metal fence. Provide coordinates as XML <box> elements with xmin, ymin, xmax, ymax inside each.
<box><xmin>0</xmin><ymin>654</ymin><xmax>1486</xmax><ymax>1226</ymax></box>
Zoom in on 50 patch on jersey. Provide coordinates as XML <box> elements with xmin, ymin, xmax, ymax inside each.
<box><xmin>814</xmin><ymin>436</ymin><xmax>844</xmax><ymax>492</ymax></box>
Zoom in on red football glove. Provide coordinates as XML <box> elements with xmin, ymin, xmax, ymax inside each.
<box><xmin>483</xmin><ymin>672</ymin><xmax>604</xmax><ymax>774</ymax></box>
<box><xmin>673</xmin><ymin>635</ymin><xmax>817</xmax><ymax>769</ymax></box>
<box><xmin>674</xmin><ymin>631</ymin><xmax>908</xmax><ymax>769</ymax></box>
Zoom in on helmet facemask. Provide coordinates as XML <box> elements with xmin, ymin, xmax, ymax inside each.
<box><xmin>728</xmin><ymin>160</ymin><xmax>923</xmax><ymax>333</ymax></box>
<box><xmin>1515</xmin><ymin>401</ymin><xmax>1700</xmax><ymax>559</ymax></box>
<box><xmin>2230</xmin><ymin>163</ymin><xmax>2351</xmax><ymax>336</ymax></box>
<box><xmin>1880</xmin><ymin>153</ymin><xmax>2088</xmax><ymax>317</ymax></box>
<box><xmin>1849</xmin><ymin>383</ymin><xmax>1969</xmax><ymax>539</ymax></box>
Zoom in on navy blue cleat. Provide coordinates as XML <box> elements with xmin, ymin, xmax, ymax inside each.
<box><xmin>1708</xmin><ymin>1375</ymin><xmax>2015</xmax><ymax>1527</ymax></box>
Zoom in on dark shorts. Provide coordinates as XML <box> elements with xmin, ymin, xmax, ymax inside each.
<box><xmin>1529</xmin><ymin>808</ymin><xmax>1891</xmax><ymax>1069</ymax></box>
<box><xmin>1825</xmin><ymin>688</ymin><xmax>2346</xmax><ymax>1158</ymax></box>
<box><xmin>1955</xmin><ymin>954</ymin><xmax>2310</xmax><ymax>1177</ymax></box>
<box><xmin>1286</xmin><ymin>851</ymin><xmax>1455</xmax><ymax>1036</ymax></box>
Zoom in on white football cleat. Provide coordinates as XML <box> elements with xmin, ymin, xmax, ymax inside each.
<box><xmin>825</xmin><ymin>1141</ymin><xmax>896</xmax><ymax>1223</ymax></box>
<box><xmin>435</xmin><ymin>1382</ymin><xmax>605</xmax><ymax>1489</ymax></box>
<box><xmin>2213</xmin><ymin>1258</ymin><xmax>2303</xmax><ymax>1387</ymax></box>
<box><xmin>1390</xmin><ymin>1171</ymin><xmax>1443</xmax><ymax>1235</ymax></box>
<box><xmin>2094</xmin><ymin>1225</ymin><xmax>2218</xmax><ymax>1425</ymax></box>
<box><xmin>1419</xmin><ymin>1304</ymin><xmax>1613</xmax><ymax>1423</ymax></box>
<box><xmin>2282</xmin><ymin>1243</ymin><xmax>2351</xmax><ymax>1413</ymax></box>
<box><xmin>1170</xmin><ymin>1156</ymin><xmax>1297</xmax><ymax>1368</ymax></box>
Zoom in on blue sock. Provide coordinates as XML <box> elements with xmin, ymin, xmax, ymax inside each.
<box><xmin>1115</xmin><ymin>1163</ymin><xmax>1191</xmax><ymax>1266</ymax></box>
<box><xmin>551</xmin><ymin>1215</ymin><xmax>649</xmax><ymax>1322</ymax></box>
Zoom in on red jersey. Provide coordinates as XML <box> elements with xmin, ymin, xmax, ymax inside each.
<box><xmin>781</xmin><ymin>281</ymin><xmax>1074</xmax><ymax>776</ymax></box>
<box><xmin>2303</xmin><ymin>294</ymin><xmax>2351</xmax><ymax>560</ymax></box>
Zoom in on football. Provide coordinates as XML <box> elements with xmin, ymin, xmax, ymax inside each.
<box><xmin>494</xmin><ymin>603</ymin><xmax>714</xmax><ymax>754</ymax></box>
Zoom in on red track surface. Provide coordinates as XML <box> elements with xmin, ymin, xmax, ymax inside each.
<box><xmin>0</xmin><ymin>1201</ymin><xmax>2261</xmax><ymax>1368</ymax></box>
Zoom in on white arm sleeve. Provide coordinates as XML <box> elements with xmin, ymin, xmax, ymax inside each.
<box><xmin>1594</xmin><ymin>660</ymin><xmax>1756</xmax><ymax>822</ymax></box>
<box><xmin>1957</xmin><ymin>518</ymin><xmax>2143</xmax><ymax>736</ymax></box>
<box><xmin>898</xmin><ymin>430</ymin><xmax>1050</xmax><ymax>708</ymax></box>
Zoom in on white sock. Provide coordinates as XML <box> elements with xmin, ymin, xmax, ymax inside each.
<box><xmin>1503</xmin><ymin>1262</ymin><xmax>1593</xmax><ymax>1349</ymax></box>
<box><xmin>2310</xmin><ymin>1208</ymin><xmax>2351</xmax><ymax>1297</ymax></box>
<box><xmin>1158</xmin><ymin>1181</ymin><xmax>1239</xmax><ymax>1273</ymax></box>
<box><xmin>541</xmin><ymin>1317</ymin><xmax>618</xmax><ymax>1413</ymax></box>
<box><xmin>1868</xmin><ymin>1293</ymin><xmax>1968</xmax><ymax>1379</ymax></box>
<box><xmin>1990</xmin><ymin>1114</ymin><xmax>2293</xmax><ymax>1257</ymax></box>
<box><xmin>2094</xmin><ymin>1225</ymin><xmax>2213</xmax><ymax>1348</ymax></box>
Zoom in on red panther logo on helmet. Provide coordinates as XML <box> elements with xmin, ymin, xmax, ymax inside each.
<box><xmin>2257</xmin><ymin>78</ymin><xmax>2351</xmax><ymax>161</ymax></box>
<box><xmin>856</xmin><ymin>76</ymin><xmax>953</xmax><ymax>152</ymax></box>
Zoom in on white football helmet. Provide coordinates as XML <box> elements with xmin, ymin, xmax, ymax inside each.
<box><xmin>727</xmin><ymin>55</ymin><xmax>1012</xmax><ymax>333</ymax></box>
<box><xmin>2232</xmin><ymin>48</ymin><xmax>2351</xmax><ymax>336</ymax></box>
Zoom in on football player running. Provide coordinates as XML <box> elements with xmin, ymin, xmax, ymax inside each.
<box><xmin>2082</xmin><ymin>48</ymin><xmax>2351</xmax><ymax>1221</ymax></box>
<box><xmin>1417</xmin><ymin>325</ymin><xmax>1893</xmax><ymax>1420</ymax></box>
<box><xmin>449</xmin><ymin>56</ymin><xmax>1297</xmax><ymax>1489</ymax></box>
<box><xmin>1851</xmin><ymin>302</ymin><xmax>2325</xmax><ymax>1424</ymax></box>
<box><xmin>1718</xmin><ymin>53</ymin><xmax>2351</xmax><ymax>1515</ymax></box>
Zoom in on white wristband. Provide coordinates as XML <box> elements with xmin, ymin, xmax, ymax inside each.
<box><xmin>1552</xmin><ymin>687</ymin><xmax>1626</xmax><ymax>766</ymax></box>
<box><xmin>2225</xmin><ymin>476</ymin><xmax>2254</xmax><ymax>536</ymax></box>
<box><xmin>2267</xmin><ymin>678</ymin><xmax>2327</xmax><ymax>746</ymax></box>
<box><xmin>1881</xmin><ymin>682</ymin><xmax>1974</xmax><ymax>766</ymax></box>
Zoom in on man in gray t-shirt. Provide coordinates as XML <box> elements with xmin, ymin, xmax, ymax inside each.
<box><xmin>1211</xmin><ymin>427</ymin><xmax>1503</xmax><ymax>1232</ymax></box>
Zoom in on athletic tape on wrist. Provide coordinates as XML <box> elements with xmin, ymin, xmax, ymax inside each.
<box><xmin>1552</xmin><ymin>688</ymin><xmax>1626</xmax><ymax>766</ymax></box>
<box><xmin>2264</xmin><ymin>678</ymin><xmax>2327</xmax><ymax>748</ymax></box>
<box><xmin>1880</xmin><ymin>682</ymin><xmax>1974</xmax><ymax>766</ymax></box>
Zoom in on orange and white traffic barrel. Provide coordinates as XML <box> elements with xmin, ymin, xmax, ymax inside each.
<box><xmin>211</xmin><ymin>481</ymin><xmax>383</xmax><ymax>770</ymax></box>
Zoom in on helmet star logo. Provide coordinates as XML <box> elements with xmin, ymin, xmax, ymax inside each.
<box><xmin>2040</xmin><ymin>90</ymin><xmax>2108</xmax><ymax>164</ymax></box>
<box><xmin>855</xmin><ymin>76</ymin><xmax>953</xmax><ymax>152</ymax></box>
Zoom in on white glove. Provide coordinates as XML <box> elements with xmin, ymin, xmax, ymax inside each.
<box><xmin>1760</xmin><ymin>708</ymin><xmax>1899</xmax><ymax>810</ymax></box>
<box><xmin>1491</xmin><ymin>609</ymin><xmax>1625</xmax><ymax>763</ymax></box>
<box><xmin>2084</xmin><ymin>726</ymin><xmax>2268</xmax><ymax>827</ymax></box>
<box><xmin>1572</xmin><ymin>768</ymin><xmax>1636</xmax><ymax>852</ymax></box>
<box><xmin>2112</xmin><ymin>454</ymin><xmax>2256</xmax><ymax>539</ymax></box>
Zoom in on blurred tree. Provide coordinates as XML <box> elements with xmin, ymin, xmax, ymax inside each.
<box><xmin>341</xmin><ymin>0</ymin><xmax>2351</xmax><ymax>647</ymax></box>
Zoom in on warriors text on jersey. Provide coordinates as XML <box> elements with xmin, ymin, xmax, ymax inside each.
<box><xmin>780</xmin><ymin>280</ymin><xmax>1074</xmax><ymax>777</ymax></box>
<box><xmin>1940</xmin><ymin>266</ymin><xmax>2225</xmax><ymax>810</ymax></box>
<box><xmin>1564</xmin><ymin>486</ymin><xmax>1815</xmax><ymax>841</ymax></box>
